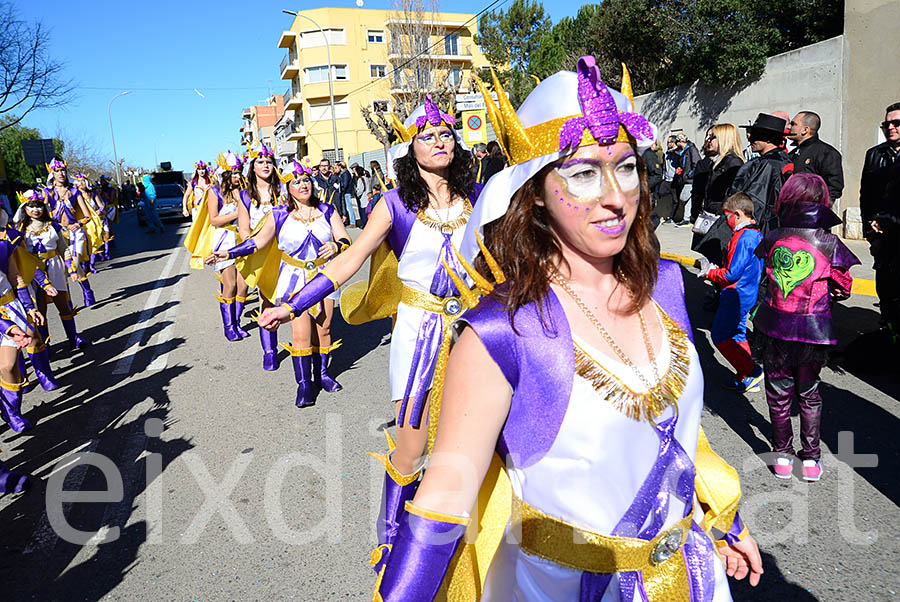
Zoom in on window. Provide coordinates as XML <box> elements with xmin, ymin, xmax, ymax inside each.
<box><xmin>448</xmin><ymin>67</ymin><xmax>462</xmax><ymax>87</ymax></box>
<box><xmin>308</xmin><ymin>101</ymin><xmax>351</xmax><ymax>121</ymax></box>
<box><xmin>372</xmin><ymin>100</ymin><xmax>389</xmax><ymax>113</ymax></box>
<box><xmin>367</xmin><ymin>29</ymin><xmax>384</xmax><ymax>43</ymax></box>
<box><xmin>444</xmin><ymin>34</ymin><xmax>459</xmax><ymax>56</ymax></box>
<box><xmin>322</xmin><ymin>148</ymin><xmax>344</xmax><ymax>163</ymax></box>
<box><xmin>304</xmin><ymin>64</ymin><xmax>348</xmax><ymax>84</ymax></box>
<box><xmin>370</xmin><ymin>64</ymin><xmax>387</xmax><ymax>79</ymax></box>
<box><xmin>299</xmin><ymin>28</ymin><xmax>346</xmax><ymax>48</ymax></box>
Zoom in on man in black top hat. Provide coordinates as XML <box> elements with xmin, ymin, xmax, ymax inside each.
<box><xmin>728</xmin><ymin>113</ymin><xmax>794</xmax><ymax>234</ymax></box>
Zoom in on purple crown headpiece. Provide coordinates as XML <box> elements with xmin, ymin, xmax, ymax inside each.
<box><xmin>414</xmin><ymin>94</ymin><xmax>455</xmax><ymax>131</ymax></box>
<box><xmin>558</xmin><ymin>56</ymin><xmax>653</xmax><ymax>151</ymax></box>
<box><xmin>194</xmin><ymin>160</ymin><xmax>209</xmax><ymax>170</ymax></box>
<box><xmin>223</xmin><ymin>150</ymin><xmax>243</xmax><ymax>171</ymax></box>
<box><xmin>46</xmin><ymin>158</ymin><xmax>67</xmax><ymax>173</ymax></box>
<box><xmin>74</xmin><ymin>173</ymin><xmax>89</xmax><ymax>180</ymax></box>
<box><xmin>251</xmin><ymin>142</ymin><xmax>275</xmax><ymax>159</ymax></box>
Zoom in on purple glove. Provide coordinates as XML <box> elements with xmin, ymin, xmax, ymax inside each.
<box><xmin>227</xmin><ymin>238</ymin><xmax>257</xmax><ymax>259</ymax></box>
<box><xmin>16</xmin><ymin>286</ymin><xmax>34</xmax><ymax>312</ymax></box>
<box><xmin>282</xmin><ymin>272</ymin><xmax>337</xmax><ymax>319</ymax></box>
<box><xmin>374</xmin><ymin>503</ymin><xmax>468</xmax><ymax>601</ymax></box>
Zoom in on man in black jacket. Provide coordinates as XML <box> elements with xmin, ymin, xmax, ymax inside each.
<box><xmin>788</xmin><ymin>111</ymin><xmax>844</xmax><ymax>202</ymax></box>
<box><xmin>729</xmin><ymin>113</ymin><xmax>793</xmax><ymax>234</ymax></box>
<box><xmin>861</xmin><ymin>102</ymin><xmax>900</xmax><ymax>339</ymax></box>
<box><xmin>671</xmin><ymin>134</ymin><xmax>701</xmax><ymax>225</ymax></box>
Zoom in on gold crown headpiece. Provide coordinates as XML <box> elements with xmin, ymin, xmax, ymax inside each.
<box><xmin>46</xmin><ymin>158</ymin><xmax>67</xmax><ymax>173</ymax></box>
<box><xmin>474</xmin><ymin>58</ymin><xmax>650</xmax><ymax>166</ymax></box>
<box><xmin>389</xmin><ymin>94</ymin><xmax>456</xmax><ymax>144</ymax></box>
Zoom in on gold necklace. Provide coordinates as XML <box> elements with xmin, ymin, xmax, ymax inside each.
<box><xmin>417</xmin><ymin>197</ymin><xmax>472</xmax><ymax>234</ymax></box>
<box><xmin>554</xmin><ymin>277</ymin><xmax>688</xmax><ymax>422</ymax></box>
<box><xmin>291</xmin><ymin>205</ymin><xmax>319</xmax><ymax>224</ymax></box>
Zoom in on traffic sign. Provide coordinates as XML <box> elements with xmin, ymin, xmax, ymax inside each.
<box><xmin>22</xmin><ymin>139</ymin><xmax>56</xmax><ymax>166</ymax></box>
<box><xmin>462</xmin><ymin>110</ymin><xmax>487</xmax><ymax>145</ymax></box>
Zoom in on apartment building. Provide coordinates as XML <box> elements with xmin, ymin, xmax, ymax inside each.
<box><xmin>240</xmin><ymin>94</ymin><xmax>286</xmax><ymax>153</ymax></box>
<box><xmin>276</xmin><ymin>6</ymin><xmax>490</xmax><ymax>163</ymax></box>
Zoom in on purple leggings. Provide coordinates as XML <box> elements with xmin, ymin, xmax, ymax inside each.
<box><xmin>764</xmin><ymin>361</ymin><xmax>824</xmax><ymax>461</ymax></box>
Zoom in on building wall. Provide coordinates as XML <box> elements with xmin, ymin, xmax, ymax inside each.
<box><xmin>280</xmin><ymin>7</ymin><xmax>489</xmax><ymax>162</ymax></box>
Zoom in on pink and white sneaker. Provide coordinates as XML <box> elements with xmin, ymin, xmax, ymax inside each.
<box><xmin>802</xmin><ymin>460</ymin><xmax>823</xmax><ymax>481</ymax></box>
<box><xmin>773</xmin><ymin>457</ymin><xmax>793</xmax><ymax>480</ymax></box>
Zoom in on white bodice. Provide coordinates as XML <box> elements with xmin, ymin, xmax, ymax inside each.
<box><xmin>249</xmin><ymin>201</ymin><xmax>275</xmax><ymax>231</ymax></box>
<box><xmin>217</xmin><ymin>201</ymin><xmax>238</xmax><ymax>220</ymax></box>
<box><xmin>395</xmin><ymin>202</ymin><xmax>468</xmax><ymax>292</ymax></box>
<box><xmin>278</xmin><ymin>213</ymin><xmax>333</xmax><ymax>260</ymax></box>
<box><xmin>24</xmin><ymin>224</ymin><xmax>61</xmax><ymax>253</ymax></box>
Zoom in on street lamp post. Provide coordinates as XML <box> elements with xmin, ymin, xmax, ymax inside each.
<box><xmin>107</xmin><ymin>90</ymin><xmax>132</xmax><ymax>186</ymax></box>
<box><xmin>283</xmin><ymin>9</ymin><xmax>340</xmax><ymax>162</ymax></box>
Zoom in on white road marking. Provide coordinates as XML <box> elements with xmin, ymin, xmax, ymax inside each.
<box><xmin>112</xmin><ymin>248</ymin><xmax>184</xmax><ymax>375</ymax></box>
<box><xmin>146</xmin><ymin>250</ymin><xmax>191</xmax><ymax>371</ymax></box>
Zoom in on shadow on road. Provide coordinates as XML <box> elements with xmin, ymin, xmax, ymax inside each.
<box><xmin>730</xmin><ymin>550</ymin><xmax>821</xmax><ymax>601</ymax></box>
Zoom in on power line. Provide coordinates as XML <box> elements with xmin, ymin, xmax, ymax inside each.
<box><xmin>75</xmin><ymin>85</ymin><xmax>270</xmax><ymax>92</ymax></box>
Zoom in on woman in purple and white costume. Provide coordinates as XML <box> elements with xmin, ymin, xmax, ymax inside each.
<box><xmin>258</xmin><ymin>95</ymin><xmax>479</xmax><ymax>559</ymax></box>
<box><xmin>207</xmin><ymin>154</ymin><xmax>251</xmax><ymax>342</ymax></box>
<box><xmin>236</xmin><ymin>143</ymin><xmax>284</xmax><ymax>369</ymax></box>
<box><xmin>207</xmin><ymin>159</ymin><xmax>351</xmax><ymax>406</ymax></box>
<box><xmin>372</xmin><ymin>59</ymin><xmax>763</xmax><ymax>601</ymax></box>
<box><xmin>182</xmin><ymin>161</ymin><xmax>214</xmax><ymax>221</ymax></box>
<box><xmin>42</xmin><ymin>159</ymin><xmax>97</xmax><ymax>307</ymax></box>
<box><xmin>0</xmin><ymin>216</ymin><xmax>50</xmax><ymax>433</ymax></box>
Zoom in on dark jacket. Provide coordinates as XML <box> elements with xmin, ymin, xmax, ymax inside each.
<box><xmin>677</xmin><ymin>143</ymin><xmax>702</xmax><ymax>186</ymax></box>
<box><xmin>728</xmin><ymin>148</ymin><xmax>793</xmax><ymax>234</ymax></box>
<box><xmin>790</xmin><ymin>135</ymin><xmax>844</xmax><ymax>201</ymax></box>
<box><xmin>642</xmin><ymin>147</ymin><xmax>663</xmax><ymax>194</ymax></box>
<box><xmin>704</xmin><ymin>154</ymin><xmax>744</xmax><ymax>215</ymax></box>
<box><xmin>481</xmin><ymin>156</ymin><xmax>505</xmax><ymax>184</ymax></box>
<box><xmin>690</xmin><ymin>156</ymin><xmax>714</xmax><ymax>222</ymax></box>
<box><xmin>860</xmin><ymin>141</ymin><xmax>900</xmax><ymax>235</ymax></box>
<box><xmin>337</xmin><ymin>168</ymin><xmax>353</xmax><ymax>197</ymax></box>
<box><xmin>313</xmin><ymin>172</ymin><xmax>338</xmax><ymax>201</ymax></box>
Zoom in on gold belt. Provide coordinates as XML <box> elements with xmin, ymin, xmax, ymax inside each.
<box><xmin>281</xmin><ymin>252</ymin><xmax>328</xmax><ymax>272</ymax></box>
<box><xmin>0</xmin><ymin>290</ymin><xmax>16</xmax><ymax>306</ymax></box>
<box><xmin>38</xmin><ymin>250</ymin><xmax>59</xmax><ymax>261</ymax></box>
<box><xmin>513</xmin><ymin>495</ymin><xmax>694</xmax><ymax>598</ymax></box>
<box><xmin>400</xmin><ymin>284</ymin><xmax>472</xmax><ymax>318</ymax></box>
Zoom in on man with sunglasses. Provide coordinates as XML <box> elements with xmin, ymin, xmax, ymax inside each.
<box><xmin>861</xmin><ymin>102</ymin><xmax>900</xmax><ymax>343</ymax></box>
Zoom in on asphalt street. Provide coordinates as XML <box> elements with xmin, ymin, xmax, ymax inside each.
<box><xmin>0</xmin><ymin>212</ymin><xmax>897</xmax><ymax>601</ymax></box>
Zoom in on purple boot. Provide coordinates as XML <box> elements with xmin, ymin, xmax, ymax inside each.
<box><xmin>0</xmin><ymin>381</ymin><xmax>33</xmax><ymax>433</ymax></box>
<box><xmin>0</xmin><ymin>460</ymin><xmax>31</xmax><ymax>494</ymax></box>
<box><xmin>233</xmin><ymin>295</ymin><xmax>250</xmax><ymax>339</ymax></box>
<box><xmin>102</xmin><ymin>241</ymin><xmax>111</xmax><ymax>261</ymax></box>
<box><xmin>80</xmin><ymin>279</ymin><xmax>96</xmax><ymax>307</ymax></box>
<box><xmin>291</xmin><ymin>354</ymin><xmax>318</xmax><ymax>408</ymax></box>
<box><xmin>260</xmin><ymin>327</ymin><xmax>279</xmax><ymax>371</ymax></box>
<box><xmin>27</xmin><ymin>343</ymin><xmax>60</xmax><ymax>391</ymax></box>
<box><xmin>218</xmin><ymin>298</ymin><xmax>241</xmax><ymax>342</ymax></box>
<box><xmin>61</xmin><ymin>313</ymin><xmax>89</xmax><ymax>349</ymax></box>
<box><xmin>87</xmin><ymin>254</ymin><xmax>99</xmax><ymax>274</ymax></box>
<box><xmin>315</xmin><ymin>351</ymin><xmax>342</xmax><ymax>393</ymax></box>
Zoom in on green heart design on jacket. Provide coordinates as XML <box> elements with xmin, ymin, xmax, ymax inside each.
<box><xmin>771</xmin><ymin>246</ymin><xmax>815</xmax><ymax>300</ymax></box>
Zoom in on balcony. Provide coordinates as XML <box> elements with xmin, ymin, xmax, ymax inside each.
<box><xmin>241</xmin><ymin>107</ymin><xmax>252</xmax><ymax>120</ymax></box>
<box><xmin>277</xmin><ymin>30</ymin><xmax>297</xmax><ymax>49</ymax></box>
<box><xmin>285</xmin><ymin>92</ymin><xmax>302</xmax><ymax>110</ymax></box>
<box><xmin>286</xmin><ymin>121</ymin><xmax>306</xmax><ymax>141</ymax></box>
<box><xmin>281</xmin><ymin>55</ymin><xmax>300</xmax><ymax>79</ymax></box>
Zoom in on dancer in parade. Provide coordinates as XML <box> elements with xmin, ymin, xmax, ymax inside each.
<box><xmin>182</xmin><ymin>161</ymin><xmax>213</xmax><ymax>221</ymax></box>
<box><xmin>96</xmin><ymin>175</ymin><xmax>118</xmax><ymax>260</ymax></box>
<box><xmin>206</xmin><ymin>159</ymin><xmax>351</xmax><ymax>406</ymax></box>
<box><xmin>753</xmin><ymin>173</ymin><xmax>860</xmax><ymax>481</ymax></box>
<box><xmin>16</xmin><ymin>191</ymin><xmax>89</xmax><ymax>354</ymax></box>
<box><xmin>0</xmin><ymin>206</ymin><xmax>49</xmax><ymax>432</ymax></box>
<box><xmin>73</xmin><ymin>173</ymin><xmax>106</xmax><ymax>274</ymax></box>
<box><xmin>257</xmin><ymin>94</ymin><xmax>479</xmax><ymax>560</ymax></box>
<box><xmin>42</xmin><ymin>159</ymin><xmax>98</xmax><ymax>307</ymax></box>
<box><xmin>237</xmin><ymin>143</ymin><xmax>283</xmax><ymax>369</ymax></box>
<box><xmin>371</xmin><ymin>58</ymin><xmax>762</xmax><ymax>601</ymax></box>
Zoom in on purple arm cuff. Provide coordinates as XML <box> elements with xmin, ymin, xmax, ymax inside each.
<box><xmin>33</xmin><ymin>268</ymin><xmax>50</xmax><ymax>290</ymax></box>
<box><xmin>717</xmin><ymin>511</ymin><xmax>746</xmax><ymax>546</ymax></box>
<box><xmin>375</xmin><ymin>506</ymin><xmax>467</xmax><ymax>601</ymax></box>
<box><xmin>284</xmin><ymin>272</ymin><xmax>336</xmax><ymax>317</ymax></box>
<box><xmin>0</xmin><ymin>317</ymin><xmax>17</xmax><ymax>335</ymax></box>
<box><xmin>16</xmin><ymin>286</ymin><xmax>34</xmax><ymax>311</ymax></box>
<box><xmin>227</xmin><ymin>238</ymin><xmax>257</xmax><ymax>259</ymax></box>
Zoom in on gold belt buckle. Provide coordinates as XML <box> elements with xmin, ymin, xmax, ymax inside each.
<box><xmin>442</xmin><ymin>297</ymin><xmax>462</xmax><ymax>316</ymax></box>
<box><xmin>304</xmin><ymin>260</ymin><xmax>317</xmax><ymax>270</ymax></box>
<box><xmin>649</xmin><ymin>527</ymin><xmax>684</xmax><ymax>566</ymax></box>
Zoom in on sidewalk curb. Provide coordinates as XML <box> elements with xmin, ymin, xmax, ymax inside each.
<box><xmin>660</xmin><ymin>252</ymin><xmax>877</xmax><ymax>298</ymax></box>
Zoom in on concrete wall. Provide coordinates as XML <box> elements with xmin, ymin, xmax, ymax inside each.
<box><xmin>634</xmin><ymin>36</ymin><xmax>844</xmax><ymax>158</ymax></box>
<box><xmin>841</xmin><ymin>0</ymin><xmax>900</xmax><ymax>237</ymax></box>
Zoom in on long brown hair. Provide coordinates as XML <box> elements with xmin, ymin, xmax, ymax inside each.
<box><xmin>248</xmin><ymin>158</ymin><xmax>280</xmax><ymax>208</ymax></box>
<box><xmin>476</xmin><ymin>148</ymin><xmax>659</xmax><ymax>325</ymax></box>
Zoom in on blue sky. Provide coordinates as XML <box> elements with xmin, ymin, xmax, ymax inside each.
<box><xmin>17</xmin><ymin>0</ymin><xmax>583</xmax><ymax>174</ymax></box>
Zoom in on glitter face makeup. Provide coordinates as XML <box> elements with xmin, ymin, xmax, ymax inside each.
<box><xmin>552</xmin><ymin>153</ymin><xmax>639</xmax><ymax>204</ymax></box>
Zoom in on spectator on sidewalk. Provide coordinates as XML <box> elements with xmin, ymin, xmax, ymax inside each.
<box><xmin>701</xmin><ymin>192</ymin><xmax>764</xmax><ymax>393</ymax></box>
<box><xmin>753</xmin><ymin>173</ymin><xmax>860</xmax><ymax>482</ymax></box>
<box><xmin>659</xmin><ymin>135</ymin><xmax>679</xmax><ymax>222</ymax></box>
<box><xmin>335</xmin><ymin>161</ymin><xmax>358</xmax><ymax>227</ymax></box>
<box><xmin>642</xmin><ymin>141</ymin><xmax>663</xmax><ymax>206</ymax></box>
<box><xmin>671</xmin><ymin>133</ymin><xmax>701</xmax><ymax>226</ymax></box>
<box><xmin>141</xmin><ymin>174</ymin><xmax>164</xmax><ymax>234</ymax></box>
<box><xmin>730</xmin><ymin>113</ymin><xmax>793</xmax><ymax>234</ymax></box>
<box><xmin>314</xmin><ymin>158</ymin><xmax>340</xmax><ymax>210</ymax></box>
<box><xmin>481</xmin><ymin>140</ymin><xmax>506</xmax><ymax>183</ymax></box>
<box><xmin>788</xmin><ymin>111</ymin><xmax>844</xmax><ymax>203</ymax></box>
<box><xmin>689</xmin><ymin>128</ymin><xmax>715</xmax><ymax>226</ymax></box>
<box><xmin>861</xmin><ymin>102</ymin><xmax>900</xmax><ymax>342</ymax></box>
<box><xmin>472</xmin><ymin>143</ymin><xmax>488</xmax><ymax>184</ymax></box>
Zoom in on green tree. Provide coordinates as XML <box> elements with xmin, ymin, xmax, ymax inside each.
<box><xmin>475</xmin><ymin>0</ymin><xmax>551</xmax><ymax>104</ymax></box>
<box><xmin>0</xmin><ymin>115</ymin><xmax>57</xmax><ymax>186</ymax></box>
<box><xmin>530</xmin><ymin>5</ymin><xmax>600</xmax><ymax>79</ymax></box>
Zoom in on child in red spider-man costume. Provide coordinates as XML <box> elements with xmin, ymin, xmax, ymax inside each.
<box><xmin>753</xmin><ymin>173</ymin><xmax>860</xmax><ymax>482</ymax></box>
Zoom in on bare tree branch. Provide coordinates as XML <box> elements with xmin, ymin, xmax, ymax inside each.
<box><xmin>0</xmin><ymin>1</ymin><xmax>75</xmax><ymax>131</ymax></box>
